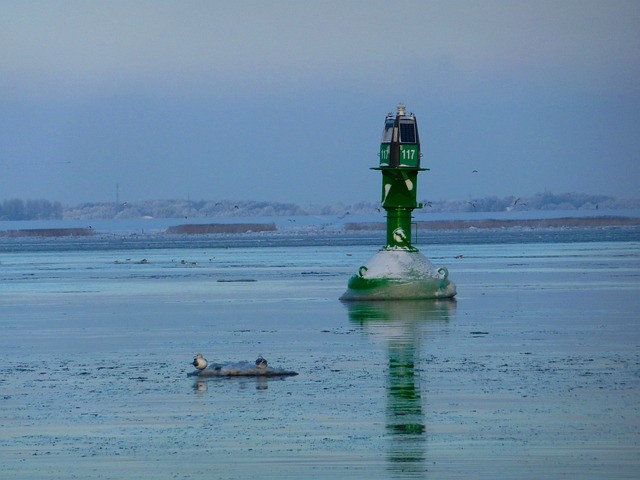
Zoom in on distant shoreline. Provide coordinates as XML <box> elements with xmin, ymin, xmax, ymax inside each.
<box><xmin>346</xmin><ymin>216</ymin><xmax>640</xmax><ymax>231</ymax></box>
<box><xmin>1</xmin><ymin>216</ymin><xmax>639</xmax><ymax>238</ymax></box>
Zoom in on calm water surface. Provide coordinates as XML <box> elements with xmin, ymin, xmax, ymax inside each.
<box><xmin>1</xmin><ymin>236</ymin><xmax>639</xmax><ymax>479</ymax></box>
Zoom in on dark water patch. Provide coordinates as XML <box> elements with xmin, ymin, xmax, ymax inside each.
<box><xmin>217</xmin><ymin>278</ymin><xmax>257</xmax><ymax>282</ymax></box>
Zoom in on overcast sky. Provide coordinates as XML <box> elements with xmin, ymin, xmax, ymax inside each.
<box><xmin>1</xmin><ymin>0</ymin><xmax>639</xmax><ymax>206</ymax></box>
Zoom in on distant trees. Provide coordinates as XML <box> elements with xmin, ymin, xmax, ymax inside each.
<box><xmin>1</xmin><ymin>192</ymin><xmax>638</xmax><ymax>221</ymax></box>
<box><xmin>64</xmin><ymin>199</ymin><xmax>309</xmax><ymax>220</ymax></box>
<box><xmin>0</xmin><ymin>199</ymin><xmax>63</xmax><ymax>220</ymax></box>
<box><xmin>415</xmin><ymin>191</ymin><xmax>636</xmax><ymax>214</ymax></box>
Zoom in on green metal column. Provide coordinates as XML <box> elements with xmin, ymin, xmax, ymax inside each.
<box><xmin>381</xmin><ymin>170</ymin><xmax>420</xmax><ymax>250</ymax></box>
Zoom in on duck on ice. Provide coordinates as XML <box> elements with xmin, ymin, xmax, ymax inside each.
<box><xmin>340</xmin><ymin>104</ymin><xmax>457</xmax><ymax>301</ymax></box>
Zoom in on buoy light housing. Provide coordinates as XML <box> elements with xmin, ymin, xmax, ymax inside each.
<box><xmin>379</xmin><ymin>103</ymin><xmax>421</xmax><ymax>169</ymax></box>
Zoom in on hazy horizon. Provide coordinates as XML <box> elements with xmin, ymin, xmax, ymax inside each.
<box><xmin>2</xmin><ymin>1</ymin><xmax>639</xmax><ymax>206</ymax></box>
<box><xmin>3</xmin><ymin>189</ymin><xmax>640</xmax><ymax>209</ymax></box>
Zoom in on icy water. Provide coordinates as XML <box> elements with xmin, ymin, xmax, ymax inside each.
<box><xmin>1</xmin><ymin>231</ymin><xmax>639</xmax><ymax>479</ymax></box>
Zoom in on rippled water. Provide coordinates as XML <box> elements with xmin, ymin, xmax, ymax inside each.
<box><xmin>1</xmin><ymin>236</ymin><xmax>639</xmax><ymax>479</ymax></box>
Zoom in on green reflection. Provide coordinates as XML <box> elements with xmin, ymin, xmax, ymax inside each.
<box><xmin>345</xmin><ymin>300</ymin><xmax>456</xmax><ymax>476</ymax></box>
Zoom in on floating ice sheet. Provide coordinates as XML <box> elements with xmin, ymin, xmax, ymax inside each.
<box><xmin>187</xmin><ymin>361</ymin><xmax>298</xmax><ymax>377</ymax></box>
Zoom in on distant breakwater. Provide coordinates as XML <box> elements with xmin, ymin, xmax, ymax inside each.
<box><xmin>166</xmin><ymin>223</ymin><xmax>276</xmax><ymax>234</ymax></box>
<box><xmin>1</xmin><ymin>217</ymin><xmax>638</xmax><ymax>243</ymax></box>
<box><xmin>0</xmin><ymin>227</ymin><xmax>94</xmax><ymax>237</ymax></box>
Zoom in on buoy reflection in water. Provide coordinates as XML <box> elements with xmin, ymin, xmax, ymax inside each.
<box><xmin>345</xmin><ymin>299</ymin><xmax>456</xmax><ymax>475</ymax></box>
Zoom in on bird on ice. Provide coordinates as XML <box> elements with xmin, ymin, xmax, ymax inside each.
<box><xmin>188</xmin><ymin>353</ymin><xmax>297</xmax><ymax>377</ymax></box>
<box><xmin>255</xmin><ymin>355</ymin><xmax>268</xmax><ymax>369</ymax></box>
<box><xmin>192</xmin><ymin>353</ymin><xmax>208</xmax><ymax>370</ymax></box>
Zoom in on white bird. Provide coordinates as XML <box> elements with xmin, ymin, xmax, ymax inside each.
<box><xmin>192</xmin><ymin>353</ymin><xmax>208</xmax><ymax>370</ymax></box>
<box><xmin>255</xmin><ymin>355</ymin><xmax>268</xmax><ymax>369</ymax></box>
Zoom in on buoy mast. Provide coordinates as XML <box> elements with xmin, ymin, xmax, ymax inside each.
<box><xmin>375</xmin><ymin>104</ymin><xmax>426</xmax><ymax>251</ymax></box>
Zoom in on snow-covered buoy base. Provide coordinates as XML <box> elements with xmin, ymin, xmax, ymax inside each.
<box><xmin>340</xmin><ymin>249</ymin><xmax>457</xmax><ymax>301</ymax></box>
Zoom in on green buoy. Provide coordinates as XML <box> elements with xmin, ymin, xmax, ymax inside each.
<box><xmin>340</xmin><ymin>104</ymin><xmax>457</xmax><ymax>301</ymax></box>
